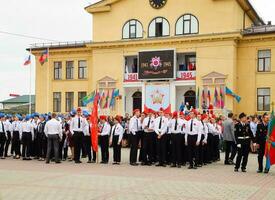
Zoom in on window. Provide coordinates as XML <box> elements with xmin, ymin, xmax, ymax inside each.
<box><xmin>78</xmin><ymin>60</ymin><xmax>87</xmax><ymax>79</ymax></box>
<box><xmin>53</xmin><ymin>92</ymin><xmax>61</xmax><ymax>112</ymax></box>
<box><xmin>176</xmin><ymin>14</ymin><xmax>199</xmax><ymax>35</ymax></box>
<box><xmin>122</xmin><ymin>19</ymin><xmax>143</xmax><ymax>39</ymax></box>
<box><xmin>258</xmin><ymin>50</ymin><xmax>271</xmax><ymax>72</ymax></box>
<box><xmin>148</xmin><ymin>17</ymin><xmax>169</xmax><ymax>37</ymax></box>
<box><xmin>125</xmin><ymin>56</ymin><xmax>138</xmax><ymax>73</ymax></box>
<box><xmin>257</xmin><ymin>88</ymin><xmax>270</xmax><ymax>111</ymax></box>
<box><xmin>66</xmin><ymin>61</ymin><xmax>74</xmax><ymax>79</ymax></box>
<box><xmin>78</xmin><ymin>92</ymin><xmax>87</xmax><ymax>107</ymax></box>
<box><xmin>66</xmin><ymin>92</ymin><xmax>74</xmax><ymax>112</ymax></box>
<box><xmin>177</xmin><ymin>53</ymin><xmax>196</xmax><ymax>71</ymax></box>
<box><xmin>54</xmin><ymin>62</ymin><xmax>62</xmax><ymax>80</ymax></box>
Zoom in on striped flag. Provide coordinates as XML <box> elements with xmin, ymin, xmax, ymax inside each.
<box><xmin>23</xmin><ymin>55</ymin><xmax>31</xmax><ymax>66</ymax></box>
<box><xmin>39</xmin><ymin>49</ymin><xmax>49</xmax><ymax>65</ymax></box>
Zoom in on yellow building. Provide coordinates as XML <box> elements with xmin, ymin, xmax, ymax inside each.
<box><xmin>31</xmin><ymin>0</ymin><xmax>275</xmax><ymax>116</ymax></box>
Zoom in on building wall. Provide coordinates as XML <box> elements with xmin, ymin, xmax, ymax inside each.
<box><xmin>92</xmin><ymin>0</ymin><xmax>252</xmax><ymax>42</ymax></box>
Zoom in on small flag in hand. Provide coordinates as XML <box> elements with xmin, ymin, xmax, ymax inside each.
<box><xmin>39</xmin><ymin>49</ymin><xmax>49</xmax><ymax>65</ymax></box>
<box><xmin>23</xmin><ymin>55</ymin><xmax>31</xmax><ymax>66</ymax></box>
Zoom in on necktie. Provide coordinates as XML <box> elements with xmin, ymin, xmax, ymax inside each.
<box><xmin>147</xmin><ymin>118</ymin><xmax>151</xmax><ymax>128</ymax></box>
<box><xmin>112</xmin><ymin>125</ymin><xmax>117</xmax><ymax>136</ymax></box>
<box><xmin>174</xmin><ymin>119</ymin><xmax>177</xmax><ymax>131</ymax></box>
<box><xmin>1</xmin><ymin>122</ymin><xmax>5</xmax><ymax>133</ymax></box>
<box><xmin>159</xmin><ymin>117</ymin><xmax>162</xmax><ymax>129</ymax></box>
<box><xmin>190</xmin><ymin>120</ymin><xmax>193</xmax><ymax>132</ymax></box>
<box><xmin>78</xmin><ymin>118</ymin><xmax>81</xmax><ymax>128</ymax></box>
<box><xmin>136</xmin><ymin>119</ymin><xmax>139</xmax><ymax>130</ymax></box>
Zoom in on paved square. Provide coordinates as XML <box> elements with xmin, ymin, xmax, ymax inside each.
<box><xmin>0</xmin><ymin>149</ymin><xmax>274</xmax><ymax>200</ymax></box>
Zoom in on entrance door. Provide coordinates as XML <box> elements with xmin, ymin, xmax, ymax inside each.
<box><xmin>132</xmin><ymin>91</ymin><xmax>142</xmax><ymax>111</ymax></box>
<box><xmin>184</xmin><ymin>90</ymin><xmax>196</xmax><ymax>108</ymax></box>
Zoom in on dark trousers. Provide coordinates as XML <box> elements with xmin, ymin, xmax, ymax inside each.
<box><xmin>129</xmin><ymin>133</ymin><xmax>138</xmax><ymax>163</ymax></box>
<box><xmin>72</xmin><ymin>131</ymin><xmax>84</xmax><ymax>162</ymax></box>
<box><xmin>224</xmin><ymin>141</ymin><xmax>237</xmax><ymax>163</ymax></box>
<box><xmin>235</xmin><ymin>143</ymin><xmax>250</xmax><ymax>170</ymax></box>
<box><xmin>212</xmin><ymin>135</ymin><xmax>220</xmax><ymax>161</ymax></box>
<box><xmin>207</xmin><ymin>134</ymin><xmax>214</xmax><ymax>162</ymax></box>
<box><xmin>152</xmin><ymin>132</ymin><xmax>157</xmax><ymax>163</ymax></box>
<box><xmin>166</xmin><ymin>134</ymin><xmax>172</xmax><ymax>164</ymax></box>
<box><xmin>11</xmin><ymin>131</ymin><xmax>21</xmax><ymax>156</ymax></box>
<box><xmin>100</xmin><ymin>135</ymin><xmax>109</xmax><ymax>163</ymax></box>
<box><xmin>84</xmin><ymin>135</ymin><xmax>92</xmax><ymax>161</ymax></box>
<box><xmin>142</xmin><ymin>132</ymin><xmax>154</xmax><ymax>163</ymax></box>
<box><xmin>37</xmin><ymin>132</ymin><xmax>47</xmax><ymax>158</ymax></box>
<box><xmin>258</xmin><ymin>142</ymin><xmax>266</xmax><ymax>171</ymax></box>
<box><xmin>4</xmin><ymin>131</ymin><xmax>11</xmax><ymax>157</ymax></box>
<box><xmin>187</xmin><ymin>135</ymin><xmax>199</xmax><ymax>167</ymax></box>
<box><xmin>137</xmin><ymin>131</ymin><xmax>144</xmax><ymax>162</ymax></box>
<box><xmin>59</xmin><ymin>134</ymin><xmax>66</xmax><ymax>160</ymax></box>
<box><xmin>22</xmin><ymin>132</ymin><xmax>32</xmax><ymax>158</ymax></box>
<box><xmin>0</xmin><ymin>133</ymin><xmax>6</xmax><ymax>157</ymax></box>
<box><xmin>112</xmin><ymin>135</ymin><xmax>121</xmax><ymax>162</ymax></box>
<box><xmin>156</xmin><ymin>134</ymin><xmax>167</xmax><ymax>165</ymax></box>
<box><xmin>46</xmin><ymin>134</ymin><xmax>60</xmax><ymax>162</ymax></box>
<box><xmin>181</xmin><ymin>135</ymin><xmax>187</xmax><ymax>164</ymax></box>
<box><xmin>198</xmin><ymin>135</ymin><xmax>206</xmax><ymax>165</ymax></box>
<box><xmin>171</xmin><ymin>134</ymin><xmax>182</xmax><ymax>165</ymax></box>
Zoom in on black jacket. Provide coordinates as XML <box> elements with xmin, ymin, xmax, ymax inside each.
<box><xmin>256</xmin><ymin>122</ymin><xmax>268</xmax><ymax>144</ymax></box>
<box><xmin>234</xmin><ymin>122</ymin><xmax>255</xmax><ymax>145</ymax></box>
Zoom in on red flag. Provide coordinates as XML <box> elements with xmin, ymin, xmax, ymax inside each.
<box><xmin>90</xmin><ymin>92</ymin><xmax>99</xmax><ymax>152</ymax></box>
<box><xmin>23</xmin><ymin>55</ymin><xmax>31</xmax><ymax>66</ymax></box>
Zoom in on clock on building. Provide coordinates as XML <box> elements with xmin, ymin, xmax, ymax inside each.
<box><xmin>149</xmin><ymin>0</ymin><xmax>167</xmax><ymax>9</ymax></box>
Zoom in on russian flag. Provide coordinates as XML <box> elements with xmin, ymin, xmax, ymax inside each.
<box><xmin>23</xmin><ymin>55</ymin><xmax>31</xmax><ymax>66</ymax></box>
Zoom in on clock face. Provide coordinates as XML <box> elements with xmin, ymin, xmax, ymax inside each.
<box><xmin>149</xmin><ymin>0</ymin><xmax>167</xmax><ymax>9</ymax></box>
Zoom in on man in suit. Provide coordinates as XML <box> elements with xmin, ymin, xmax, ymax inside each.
<box><xmin>223</xmin><ymin>113</ymin><xmax>236</xmax><ymax>165</ymax></box>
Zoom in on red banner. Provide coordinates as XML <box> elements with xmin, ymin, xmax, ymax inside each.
<box><xmin>90</xmin><ymin>93</ymin><xmax>99</xmax><ymax>152</ymax></box>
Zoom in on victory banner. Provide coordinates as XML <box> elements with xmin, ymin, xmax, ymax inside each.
<box><xmin>138</xmin><ymin>49</ymin><xmax>175</xmax><ymax>80</ymax></box>
<box><xmin>144</xmin><ymin>84</ymin><xmax>171</xmax><ymax>113</ymax></box>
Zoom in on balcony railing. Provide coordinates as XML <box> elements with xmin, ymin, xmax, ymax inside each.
<box><xmin>124</xmin><ymin>71</ymin><xmax>196</xmax><ymax>82</ymax></box>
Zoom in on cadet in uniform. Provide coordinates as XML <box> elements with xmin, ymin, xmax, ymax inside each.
<box><xmin>129</xmin><ymin>109</ymin><xmax>140</xmax><ymax>166</ymax></box>
<box><xmin>185</xmin><ymin>111</ymin><xmax>202</xmax><ymax>169</ymax></box>
<box><xmin>256</xmin><ymin>113</ymin><xmax>269</xmax><ymax>173</ymax></box>
<box><xmin>0</xmin><ymin>113</ymin><xmax>7</xmax><ymax>159</ymax></box>
<box><xmin>234</xmin><ymin>113</ymin><xmax>256</xmax><ymax>172</ymax></box>
<box><xmin>20</xmin><ymin>115</ymin><xmax>34</xmax><ymax>160</ymax></box>
<box><xmin>99</xmin><ymin>115</ymin><xmax>111</xmax><ymax>164</ymax></box>
<box><xmin>4</xmin><ymin>115</ymin><xmax>12</xmax><ymax>158</ymax></box>
<box><xmin>154</xmin><ymin>108</ymin><xmax>168</xmax><ymax>167</ymax></box>
<box><xmin>109</xmin><ymin>115</ymin><xmax>124</xmax><ymax>165</ymax></box>
<box><xmin>11</xmin><ymin>114</ymin><xmax>22</xmax><ymax>159</ymax></box>
<box><xmin>141</xmin><ymin>110</ymin><xmax>155</xmax><ymax>165</ymax></box>
<box><xmin>69</xmin><ymin>108</ymin><xmax>88</xmax><ymax>163</ymax></box>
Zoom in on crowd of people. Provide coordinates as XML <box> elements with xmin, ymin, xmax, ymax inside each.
<box><xmin>0</xmin><ymin>107</ymin><xmax>271</xmax><ymax>173</ymax></box>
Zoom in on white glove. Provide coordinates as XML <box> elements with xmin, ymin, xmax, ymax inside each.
<box><xmin>237</xmin><ymin>144</ymin><xmax>241</xmax><ymax>148</ymax></box>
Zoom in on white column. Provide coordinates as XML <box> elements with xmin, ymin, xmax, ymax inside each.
<box><xmin>170</xmin><ymin>82</ymin><xmax>176</xmax><ymax>111</ymax></box>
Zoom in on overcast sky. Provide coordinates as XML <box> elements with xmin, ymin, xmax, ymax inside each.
<box><xmin>0</xmin><ymin>0</ymin><xmax>274</xmax><ymax>103</ymax></box>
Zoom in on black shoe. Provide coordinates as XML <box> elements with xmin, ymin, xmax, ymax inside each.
<box><xmin>141</xmin><ymin>162</ymin><xmax>146</xmax><ymax>166</ymax></box>
<box><xmin>91</xmin><ymin>160</ymin><xmax>96</xmax><ymax>163</ymax></box>
<box><xmin>27</xmin><ymin>158</ymin><xmax>32</xmax><ymax>161</ymax></box>
<box><xmin>155</xmin><ymin>163</ymin><xmax>162</xmax><ymax>167</ymax></box>
<box><xmin>75</xmin><ymin>160</ymin><xmax>82</xmax><ymax>164</ymax></box>
<box><xmin>22</xmin><ymin>157</ymin><xmax>27</xmax><ymax>160</ymax></box>
<box><xmin>234</xmin><ymin>168</ymin><xmax>238</xmax><ymax>172</ymax></box>
<box><xmin>87</xmin><ymin>160</ymin><xmax>92</xmax><ymax>163</ymax></box>
<box><xmin>257</xmin><ymin>169</ymin><xmax>263</xmax><ymax>173</ymax></box>
<box><xmin>55</xmin><ymin>161</ymin><xmax>61</xmax><ymax>164</ymax></box>
<box><xmin>45</xmin><ymin>161</ymin><xmax>50</xmax><ymax>164</ymax></box>
<box><xmin>162</xmin><ymin>164</ymin><xmax>166</xmax><ymax>167</ymax></box>
<box><xmin>241</xmin><ymin>169</ymin><xmax>246</xmax><ymax>173</ymax></box>
<box><xmin>171</xmin><ymin>164</ymin><xmax>177</xmax><ymax>168</ymax></box>
<box><xmin>130</xmin><ymin>162</ymin><xmax>138</xmax><ymax>166</ymax></box>
<box><xmin>264</xmin><ymin>169</ymin><xmax>269</xmax><ymax>174</ymax></box>
<box><xmin>193</xmin><ymin>166</ymin><xmax>198</xmax><ymax>169</ymax></box>
<box><xmin>100</xmin><ymin>161</ymin><xmax>105</xmax><ymax>164</ymax></box>
<box><xmin>1</xmin><ymin>157</ymin><xmax>5</xmax><ymax>159</ymax></box>
<box><xmin>188</xmin><ymin>166</ymin><xmax>193</xmax><ymax>169</ymax></box>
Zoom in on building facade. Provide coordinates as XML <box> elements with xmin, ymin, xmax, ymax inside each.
<box><xmin>31</xmin><ymin>0</ymin><xmax>275</xmax><ymax>115</ymax></box>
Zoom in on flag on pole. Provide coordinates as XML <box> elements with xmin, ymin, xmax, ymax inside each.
<box><xmin>225</xmin><ymin>87</ymin><xmax>241</xmax><ymax>103</ymax></box>
<box><xmin>39</xmin><ymin>49</ymin><xmax>49</xmax><ymax>65</ymax></box>
<box><xmin>90</xmin><ymin>93</ymin><xmax>99</xmax><ymax>152</ymax></box>
<box><xmin>196</xmin><ymin>87</ymin><xmax>200</xmax><ymax>109</ymax></box>
<box><xmin>214</xmin><ymin>87</ymin><xmax>220</xmax><ymax>108</ymax></box>
<box><xmin>23</xmin><ymin>55</ymin><xmax>31</xmax><ymax>66</ymax></box>
<box><xmin>207</xmin><ymin>89</ymin><xmax>211</xmax><ymax>106</ymax></box>
<box><xmin>104</xmin><ymin>90</ymin><xmax>109</xmax><ymax>109</ymax></box>
<box><xmin>220</xmin><ymin>87</ymin><xmax>224</xmax><ymax>109</ymax></box>
<box><xmin>265</xmin><ymin>107</ymin><xmax>275</xmax><ymax>170</ymax></box>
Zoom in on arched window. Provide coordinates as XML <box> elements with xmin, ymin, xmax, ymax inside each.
<box><xmin>176</xmin><ymin>14</ymin><xmax>199</xmax><ymax>35</ymax></box>
<box><xmin>148</xmin><ymin>17</ymin><xmax>170</xmax><ymax>37</ymax></box>
<box><xmin>122</xmin><ymin>19</ymin><xmax>143</xmax><ymax>39</ymax></box>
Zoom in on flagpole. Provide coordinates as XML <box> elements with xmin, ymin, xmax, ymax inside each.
<box><xmin>47</xmin><ymin>47</ymin><xmax>50</xmax><ymax>112</ymax></box>
<box><xmin>29</xmin><ymin>48</ymin><xmax>32</xmax><ymax>114</ymax></box>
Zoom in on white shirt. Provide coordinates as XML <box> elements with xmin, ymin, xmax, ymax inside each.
<box><xmin>0</xmin><ymin>121</ymin><xmax>7</xmax><ymax>138</ymax></box>
<box><xmin>142</xmin><ymin>116</ymin><xmax>155</xmax><ymax>133</ymax></box>
<box><xmin>44</xmin><ymin>118</ymin><xmax>62</xmax><ymax>139</ymax></box>
<box><xmin>5</xmin><ymin>120</ymin><xmax>12</xmax><ymax>132</ymax></box>
<box><xmin>110</xmin><ymin>123</ymin><xmax>124</xmax><ymax>143</ymax></box>
<box><xmin>100</xmin><ymin>122</ymin><xmax>111</xmax><ymax>136</ymax></box>
<box><xmin>154</xmin><ymin>116</ymin><xmax>168</xmax><ymax>135</ymax></box>
<box><xmin>69</xmin><ymin>116</ymin><xmax>88</xmax><ymax>134</ymax></box>
<box><xmin>250</xmin><ymin>122</ymin><xmax>257</xmax><ymax>137</ymax></box>
<box><xmin>185</xmin><ymin>118</ymin><xmax>202</xmax><ymax>143</ymax></box>
<box><xmin>129</xmin><ymin>116</ymin><xmax>139</xmax><ymax>135</ymax></box>
<box><xmin>200</xmin><ymin>121</ymin><xmax>209</xmax><ymax>143</ymax></box>
<box><xmin>20</xmin><ymin>121</ymin><xmax>34</xmax><ymax>140</ymax></box>
<box><xmin>169</xmin><ymin>118</ymin><xmax>185</xmax><ymax>134</ymax></box>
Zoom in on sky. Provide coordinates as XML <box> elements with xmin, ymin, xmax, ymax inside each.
<box><xmin>0</xmin><ymin>0</ymin><xmax>274</xmax><ymax>103</ymax></box>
